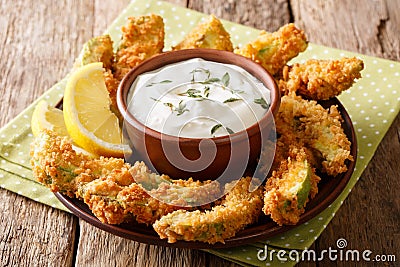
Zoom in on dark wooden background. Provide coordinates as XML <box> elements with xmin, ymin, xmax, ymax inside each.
<box><xmin>1</xmin><ymin>0</ymin><xmax>398</xmax><ymax>266</ymax></box>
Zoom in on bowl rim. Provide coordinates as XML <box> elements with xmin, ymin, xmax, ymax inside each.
<box><xmin>117</xmin><ymin>48</ymin><xmax>281</xmax><ymax>144</ymax></box>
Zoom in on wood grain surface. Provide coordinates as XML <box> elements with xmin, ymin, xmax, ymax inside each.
<box><xmin>0</xmin><ymin>0</ymin><xmax>398</xmax><ymax>266</ymax></box>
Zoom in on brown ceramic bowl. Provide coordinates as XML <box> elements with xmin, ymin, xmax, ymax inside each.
<box><xmin>117</xmin><ymin>49</ymin><xmax>280</xmax><ymax>181</ymax></box>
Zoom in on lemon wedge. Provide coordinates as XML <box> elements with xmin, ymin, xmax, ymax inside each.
<box><xmin>63</xmin><ymin>62</ymin><xmax>130</xmax><ymax>158</ymax></box>
<box><xmin>31</xmin><ymin>100</ymin><xmax>69</xmax><ymax>137</ymax></box>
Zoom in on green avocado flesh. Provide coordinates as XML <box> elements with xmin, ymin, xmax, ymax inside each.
<box><xmin>294</xmin><ymin>161</ymin><xmax>311</xmax><ymax>209</ymax></box>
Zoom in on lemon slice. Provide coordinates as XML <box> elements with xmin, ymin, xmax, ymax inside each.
<box><xmin>31</xmin><ymin>100</ymin><xmax>69</xmax><ymax>137</ymax></box>
<box><xmin>63</xmin><ymin>62</ymin><xmax>130</xmax><ymax>157</ymax></box>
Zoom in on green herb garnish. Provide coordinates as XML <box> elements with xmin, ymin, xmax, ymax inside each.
<box><xmin>211</xmin><ymin>124</ymin><xmax>223</xmax><ymax>135</ymax></box>
<box><xmin>226</xmin><ymin>127</ymin><xmax>234</xmax><ymax>134</ymax></box>
<box><xmin>150</xmin><ymin>97</ymin><xmax>161</xmax><ymax>102</ymax></box>
<box><xmin>221</xmin><ymin>72</ymin><xmax>230</xmax><ymax>87</ymax></box>
<box><xmin>190</xmin><ymin>68</ymin><xmax>211</xmax><ymax>82</ymax></box>
<box><xmin>211</xmin><ymin>124</ymin><xmax>234</xmax><ymax>136</ymax></box>
<box><xmin>230</xmin><ymin>89</ymin><xmax>245</xmax><ymax>95</ymax></box>
<box><xmin>203</xmin><ymin>86</ymin><xmax>210</xmax><ymax>97</ymax></box>
<box><xmin>146</xmin><ymin>80</ymin><xmax>173</xmax><ymax>87</ymax></box>
<box><xmin>254</xmin><ymin>97</ymin><xmax>269</xmax><ymax>109</ymax></box>
<box><xmin>223</xmin><ymin>97</ymin><xmax>241</xmax><ymax>103</ymax></box>
<box><xmin>151</xmin><ymin>98</ymin><xmax>189</xmax><ymax>116</ymax></box>
<box><xmin>191</xmin><ymin>69</ymin><xmax>232</xmax><ymax>90</ymax></box>
<box><xmin>200</xmin><ymin>77</ymin><xmax>221</xmax><ymax>84</ymax></box>
<box><xmin>175</xmin><ymin>100</ymin><xmax>189</xmax><ymax>116</ymax></box>
<box><xmin>178</xmin><ymin>88</ymin><xmax>203</xmax><ymax>98</ymax></box>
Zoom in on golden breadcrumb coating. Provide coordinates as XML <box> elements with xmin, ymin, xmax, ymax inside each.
<box><xmin>261</xmin><ymin>134</ymin><xmax>319</xmax><ymax>175</ymax></box>
<box><xmin>75</xmin><ymin>34</ymin><xmax>114</xmax><ymax>70</ymax></box>
<box><xmin>234</xmin><ymin>23</ymin><xmax>307</xmax><ymax>75</ymax></box>
<box><xmin>263</xmin><ymin>145</ymin><xmax>320</xmax><ymax>225</ymax></box>
<box><xmin>276</xmin><ymin>95</ymin><xmax>352</xmax><ymax>176</ymax></box>
<box><xmin>78</xmin><ymin>161</ymin><xmax>222</xmax><ymax>225</ymax></box>
<box><xmin>30</xmin><ymin>130</ymin><xmax>130</xmax><ymax>197</ymax></box>
<box><xmin>76</xmin><ymin>166</ymin><xmax>177</xmax><ymax>225</ymax></box>
<box><xmin>31</xmin><ymin>131</ymin><xmax>222</xmax><ymax>225</ymax></box>
<box><xmin>113</xmin><ymin>14</ymin><xmax>165</xmax><ymax>80</ymax></box>
<box><xmin>153</xmin><ymin>177</ymin><xmax>263</xmax><ymax>244</ymax></box>
<box><xmin>279</xmin><ymin>57</ymin><xmax>364</xmax><ymax>100</ymax></box>
<box><xmin>172</xmin><ymin>15</ymin><xmax>233</xmax><ymax>52</ymax></box>
<box><xmin>78</xmin><ymin>180</ymin><xmax>218</xmax><ymax>225</ymax></box>
<box><xmin>102</xmin><ymin>69</ymin><xmax>122</xmax><ymax>121</ymax></box>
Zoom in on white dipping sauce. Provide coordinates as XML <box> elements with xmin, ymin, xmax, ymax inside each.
<box><xmin>127</xmin><ymin>58</ymin><xmax>270</xmax><ymax>138</ymax></box>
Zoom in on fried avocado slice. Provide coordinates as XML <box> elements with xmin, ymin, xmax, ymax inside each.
<box><xmin>76</xmin><ymin>161</ymin><xmax>222</xmax><ymax>224</ymax></box>
<box><xmin>263</xmin><ymin>146</ymin><xmax>320</xmax><ymax>225</ymax></box>
<box><xmin>153</xmin><ymin>177</ymin><xmax>263</xmax><ymax>244</ymax></box>
<box><xmin>234</xmin><ymin>23</ymin><xmax>307</xmax><ymax>75</ymax></box>
<box><xmin>259</xmin><ymin>133</ymin><xmax>319</xmax><ymax>177</ymax></box>
<box><xmin>279</xmin><ymin>57</ymin><xmax>364</xmax><ymax>100</ymax></box>
<box><xmin>113</xmin><ymin>14</ymin><xmax>165</xmax><ymax>80</ymax></box>
<box><xmin>128</xmin><ymin>161</ymin><xmax>221</xmax><ymax>207</ymax></box>
<box><xmin>276</xmin><ymin>95</ymin><xmax>352</xmax><ymax>176</ymax></box>
<box><xmin>73</xmin><ymin>34</ymin><xmax>121</xmax><ymax>120</ymax></box>
<box><xmin>172</xmin><ymin>15</ymin><xmax>233</xmax><ymax>51</ymax></box>
<box><xmin>76</xmin><ymin>174</ymin><xmax>180</xmax><ymax>225</ymax></box>
<box><xmin>31</xmin><ymin>131</ymin><xmax>222</xmax><ymax>225</ymax></box>
<box><xmin>75</xmin><ymin>35</ymin><xmax>114</xmax><ymax>70</ymax></box>
<box><xmin>77</xmin><ymin>165</ymin><xmax>222</xmax><ymax>225</ymax></box>
<box><xmin>30</xmin><ymin>130</ymin><xmax>132</xmax><ymax>197</ymax></box>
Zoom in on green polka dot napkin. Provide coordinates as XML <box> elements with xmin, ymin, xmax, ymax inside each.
<box><xmin>0</xmin><ymin>1</ymin><xmax>399</xmax><ymax>266</ymax></box>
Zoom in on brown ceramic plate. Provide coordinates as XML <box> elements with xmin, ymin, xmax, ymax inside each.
<box><xmin>54</xmin><ymin>97</ymin><xmax>357</xmax><ymax>249</ymax></box>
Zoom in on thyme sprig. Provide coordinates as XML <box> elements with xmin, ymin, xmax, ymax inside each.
<box><xmin>230</xmin><ymin>89</ymin><xmax>245</xmax><ymax>95</ymax></box>
<box><xmin>199</xmin><ymin>77</ymin><xmax>221</xmax><ymax>84</ymax></box>
<box><xmin>174</xmin><ymin>100</ymin><xmax>189</xmax><ymax>116</ymax></box>
<box><xmin>221</xmin><ymin>72</ymin><xmax>230</xmax><ymax>87</ymax></box>
<box><xmin>190</xmin><ymin>68</ymin><xmax>231</xmax><ymax>89</ymax></box>
<box><xmin>223</xmin><ymin>97</ymin><xmax>242</xmax><ymax>103</ymax></box>
<box><xmin>203</xmin><ymin>86</ymin><xmax>210</xmax><ymax>97</ymax></box>
<box><xmin>146</xmin><ymin>80</ymin><xmax>172</xmax><ymax>87</ymax></box>
<box><xmin>190</xmin><ymin>68</ymin><xmax>211</xmax><ymax>82</ymax></box>
<box><xmin>211</xmin><ymin>124</ymin><xmax>223</xmax><ymax>135</ymax></box>
<box><xmin>254</xmin><ymin>97</ymin><xmax>269</xmax><ymax>109</ymax></box>
<box><xmin>211</xmin><ymin>124</ymin><xmax>235</xmax><ymax>136</ymax></box>
<box><xmin>151</xmin><ymin>98</ymin><xmax>189</xmax><ymax>116</ymax></box>
<box><xmin>178</xmin><ymin>88</ymin><xmax>203</xmax><ymax>98</ymax></box>
<box><xmin>226</xmin><ymin>127</ymin><xmax>234</xmax><ymax>134</ymax></box>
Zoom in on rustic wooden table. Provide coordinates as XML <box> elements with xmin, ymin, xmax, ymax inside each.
<box><xmin>1</xmin><ymin>0</ymin><xmax>399</xmax><ymax>266</ymax></box>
